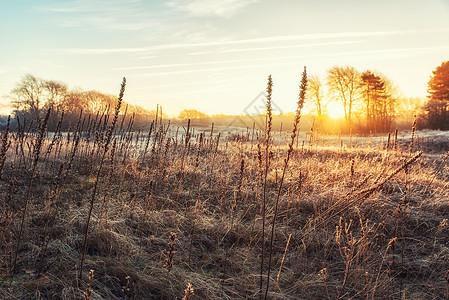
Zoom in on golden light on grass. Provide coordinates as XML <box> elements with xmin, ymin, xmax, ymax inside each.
<box><xmin>1</xmin><ymin>1</ymin><xmax>449</xmax><ymax>298</ymax></box>
<box><xmin>1</xmin><ymin>70</ymin><xmax>448</xmax><ymax>299</ymax></box>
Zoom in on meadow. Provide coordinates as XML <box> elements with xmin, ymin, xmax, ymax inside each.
<box><xmin>0</xmin><ymin>80</ymin><xmax>449</xmax><ymax>299</ymax></box>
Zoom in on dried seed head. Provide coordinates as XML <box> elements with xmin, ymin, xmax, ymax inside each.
<box><xmin>182</xmin><ymin>283</ymin><xmax>194</xmax><ymax>300</ymax></box>
<box><xmin>164</xmin><ymin>232</ymin><xmax>177</xmax><ymax>273</ymax></box>
<box><xmin>318</xmin><ymin>268</ymin><xmax>328</xmax><ymax>282</ymax></box>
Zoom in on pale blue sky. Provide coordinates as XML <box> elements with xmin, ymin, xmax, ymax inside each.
<box><xmin>1</xmin><ymin>0</ymin><xmax>448</xmax><ymax>116</ymax></box>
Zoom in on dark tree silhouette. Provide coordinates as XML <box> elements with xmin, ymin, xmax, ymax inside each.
<box><xmin>10</xmin><ymin>74</ymin><xmax>46</xmax><ymax>126</ymax></box>
<box><xmin>8</xmin><ymin>74</ymin><xmax>156</xmax><ymax>131</ymax></box>
<box><xmin>423</xmin><ymin>61</ymin><xmax>449</xmax><ymax>130</ymax></box>
<box><xmin>360</xmin><ymin>71</ymin><xmax>395</xmax><ymax>132</ymax></box>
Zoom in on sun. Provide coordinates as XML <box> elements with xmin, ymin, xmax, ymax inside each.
<box><xmin>326</xmin><ymin>102</ymin><xmax>346</xmax><ymax>119</ymax></box>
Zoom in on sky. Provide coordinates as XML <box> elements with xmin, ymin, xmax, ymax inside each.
<box><xmin>1</xmin><ymin>0</ymin><xmax>449</xmax><ymax>117</ymax></box>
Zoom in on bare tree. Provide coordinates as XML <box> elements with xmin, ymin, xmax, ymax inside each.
<box><xmin>307</xmin><ymin>75</ymin><xmax>326</xmax><ymax>119</ymax></box>
<box><xmin>43</xmin><ymin>80</ymin><xmax>68</xmax><ymax>112</ymax></box>
<box><xmin>392</xmin><ymin>96</ymin><xmax>424</xmax><ymax>128</ymax></box>
<box><xmin>178</xmin><ymin>109</ymin><xmax>209</xmax><ymax>120</ymax></box>
<box><xmin>327</xmin><ymin>66</ymin><xmax>360</xmax><ymax>125</ymax></box>
<box><xmin>10</xmin><ymin>74</ymin><xmax>45</xmax><ymax>123</ymax></box>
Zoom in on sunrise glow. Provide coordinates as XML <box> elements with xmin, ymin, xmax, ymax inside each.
<box><xmin>326</xmin><ymin>102</ymin><xmax>346</xmax><ymax>119</ymax></box>
<box><xmin>1</xmin><ymin>0</ymin><xmax>449</xmax><ymax>117</ymax></box>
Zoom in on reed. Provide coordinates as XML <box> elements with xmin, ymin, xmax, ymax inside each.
<box><xmin>78</xmin><ymin>77</ymin><xmax>125</xmax><ymax>283</ymax></box>
<box><xmin>12</xmin><ymin>108</ymin><xmax>50</xmax><ymax>273</ymax></box>
<box><xmin>1</xmin><ymin>77</ymin><xmax>448</xmax><ymax>300</ymax></box>
<box><xmin>260</xmin><ymin>75</ymin><xmax>273</xmax><ymax>297</ymax></box>
<box><xmin>264</xmin><ymin>67</ymin><xmax>307</xmax><ymax>299</ymax></box>
<box><xmin>0</xmin><ymin>115</ymin><xmax>11</xmax><ymax>179</ymax></box>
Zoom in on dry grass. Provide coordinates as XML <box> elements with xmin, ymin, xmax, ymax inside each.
<box><xmin>0</xmin><ymin>91</ymin><xmax>448</xmax><ymax>299</ymax></box>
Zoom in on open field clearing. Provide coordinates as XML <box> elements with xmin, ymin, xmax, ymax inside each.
<box><xmin>2</xmin><ymin>1</ymin><xmax>449</xmax><ymax>299</ymax></box>
<box><xmin>0</xmin><ymin>106</ymin><xmax>448</xmax><ymax>299</ymax></box>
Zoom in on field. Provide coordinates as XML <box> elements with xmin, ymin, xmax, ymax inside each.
<box><xmin>0</xmin><ymin>108</ymin><xmax>449</xmax><ymax>299</ymax></box>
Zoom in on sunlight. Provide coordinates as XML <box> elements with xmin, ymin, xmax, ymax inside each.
<box><xmin>326</xmin><ymin>101</ymin><xmax>345</xmax><ymax>119</ymax></box>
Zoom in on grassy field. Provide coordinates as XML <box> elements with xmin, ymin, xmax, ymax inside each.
<box><xmin>0</xmin><ymin>101</ymin><xmax>448</xmax><ymax>299</ymax></box>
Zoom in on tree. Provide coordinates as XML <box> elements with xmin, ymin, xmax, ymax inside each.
<box><xmin>82</xmin><ymin>91</ymin><xmax>116</xmax><ymax>114</ymax></box>
<box><xmin>396</xmin><ymin>96</ymin><xmax>425</xmax><ymax>125</ymax></box>
<box><xmin>178</xmin><ymin>109</ymin><xmax>209</xmax><ymax>120</ymax></box>
<box><xmin>8</xmin><ymin>74</ymin><xmax>163</xmax><ymax>132</ymax></box>
<box><xmin>43</xmin><ymin>80</ymin><xmax>68</xmax><ymax>112</ymax></box>
<box><xmin>10</xmin><ymin>75</ymin><xmax>70</xmax><ymax>129</ymax></box>
<box><xmin>359</xmin><ymin>71</ymin><xmax>396</xmax><ymax>132</ymax></box>
<box><xmin>327</xmin><ymin>66</ymin><xmax>360</xmax><ymax>125</ymax></box>
<box><xmin>307</xmin><ymin>75</ymin><xmax>326</xmax><ymax>119</ymax></box>
<box><xmin>10</xmin><ymin>74</ymin><xmax>45</xmax><ymax>123</ymax></box>
<box><xmin>424</xmin><ymin>61</ymin><xmax>449</xmax><ymax>130</ymax></box>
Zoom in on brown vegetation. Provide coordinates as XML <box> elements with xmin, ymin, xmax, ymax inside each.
<box><xmin>421</xmin><ymin>61</ymin><xmax>449</xmax><ymax>130</ymax></box>
<box><xmin>0</xmin><ymin>75</ymin><xmax>448</xmax><ymax>300</ymax></box>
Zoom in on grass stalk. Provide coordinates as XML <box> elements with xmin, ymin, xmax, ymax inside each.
<box><xmin>260</xmin><ymin>75</ymin><xmax>273</xmax><ymax>297</ymax></box>
<box><xmin>78</xmin><ymin>77</ymin><xmax>125</xmax><ymax>283</ymax></box>
<box><xmin>264</xmin><ymin>67</ymin><xmax>307</xmax><ymax>299</ymax></box>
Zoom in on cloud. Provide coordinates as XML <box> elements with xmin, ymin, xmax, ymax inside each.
<box><xmin>48</xmin><ymin>30</ymin><xmax>446</xmax><ymax>56</ymax></box>
<box><xmin>221</xmin><ymin>41</ymin><xmax>361</xmax><ymax>53</ymax></box>
<box><xmin>36</xmin><ymin>0</ymin><xmax>157</xmax><ymax>31</ymax></box>
<box><xmin>113</xmin><ymin>42</ymin><xmax>361</xmax><ymax>71</ymax></box>
<box><xmin>38</xmin><ymin>0</ymin><xmax>142</xmax><ymax>14</ymax></box>
<box><xmin>51</xmin><ymin>47</ymin><xmax>148</xmax><ymax>54</ymax></box>
<box><xmin>128</xmin><ymin>45</ymin><xmax>449</xmax><ymax>78</ymax></box>
<box><xmin>50</xmin><ymin>31</ymin><xmax>407</xmax><ymax>54</ymax></box>
<box><xmin>59</xmin><ymin>16</ymin><xmax>157</xmax><ymax>31</ymax></box>
<box><xmin>145</xmin><ymin>30</ymin><xmax>418</xmax><ymax>50</ymax></box>
<box><xmin>167</xmin><ymin>0</ymin><xmax>258</xmax><ymax>17</ymax></box>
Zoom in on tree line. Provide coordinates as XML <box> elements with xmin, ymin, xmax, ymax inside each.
<box><xmin>3</xmin><ymin>61</ymin><xmax>449</xmax><ymax>133</ymax></box>
<box><xmin>175</xmin><ymin>62</ymin><xmax>449</xmax><ymax>133</ymax></box>
<box><xmin>308</xmin><ymin>62</ymin><xmax>449</xmax><ymax>132</ymax></box>
<box><xmin>5</xmin><ymin>74</ymin><xmax>158</xmax><ymax>131</ymax></box>
<box><xmin>308</xmin><ymin>66</ymin><xmax>399</xmax><ymax>132</ymax></box>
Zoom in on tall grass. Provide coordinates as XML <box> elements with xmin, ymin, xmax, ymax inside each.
<box><xmin>0</xmin><ymin>76</ymin><xmax>447</xmax><ymax>300</ymax></box>
<box><xmin>264</xmin><ymin>66</ymin><xmax>307</xmax><ymax>299</ymax></box>
<box><xmin>259</xmin><ymin>75</ymin><xmax>273</xmax><ymax>298</ymax></box>
<box><xmin>13</xmin><ymin>108</ymin><xmax>50</xmax><ymax>272</ymax></box>
<box><xmin>78</xmin><ymin>77</ymin><xmax>125</xmax><ymax>283</ymax></box>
